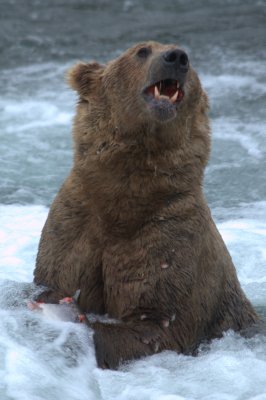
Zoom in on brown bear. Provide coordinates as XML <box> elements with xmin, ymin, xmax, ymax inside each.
<box><xmin>34</xmin><ymin>41</ymin><xmax>259</xmax><ymax>369</ymax></box>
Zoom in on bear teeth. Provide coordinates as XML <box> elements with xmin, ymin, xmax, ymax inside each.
<box><xmin>154</xmin><ymin>84</ymin><xmax>160</xmax><ymax>99</ymax></box>
<box><xmin>170</xmin><ymin>90</ymin><xmax>179</xmax><ymax>103</ymax></box>
<box><xmin>154</xmin><ymin>84</ymin><xmax>179</xmax><ymax>103</ymax></box>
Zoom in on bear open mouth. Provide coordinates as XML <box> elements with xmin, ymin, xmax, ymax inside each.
<box><xmin>144</xmin><ymin>79</ymin><xmax>184</xmax><ymax>104</ymax></box>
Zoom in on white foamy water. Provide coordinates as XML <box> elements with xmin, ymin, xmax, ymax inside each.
<box><xmin>0</xmin><ymin>63</ymin><xmax>74</xmax><ymax>205</ymax></box>
<box><xmin>0</xmin><ymin>205</ymin><xmax>265</xmax><ymax>400</ymax></box>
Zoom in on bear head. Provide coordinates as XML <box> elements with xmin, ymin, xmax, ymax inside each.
<box><xmin>68</xmin><ymin>41</ymin><xmax>208</xmax><ymax>130</ymax></box>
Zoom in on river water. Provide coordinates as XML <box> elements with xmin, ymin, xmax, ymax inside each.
<box><xmin>0</xmin><ymin>1</ymin><xmax>266</xmax><ymax>399</ymax></box>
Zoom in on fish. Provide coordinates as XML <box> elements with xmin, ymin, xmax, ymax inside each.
<box><xmin>27</xmin><ymin>289</ymin><xmax>88</xmax><ymax>324</ymax></box>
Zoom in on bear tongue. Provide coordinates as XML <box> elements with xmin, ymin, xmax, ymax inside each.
<box><xmin>160</xmin><ymin>81</ymin><xmax>178</xmax><ymax>98</ymax></box>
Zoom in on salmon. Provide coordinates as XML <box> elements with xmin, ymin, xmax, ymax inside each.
<box><xmin>28</xmin><ymin>290</ymin><xmax>88</xmax><ymax>324</ymax></box>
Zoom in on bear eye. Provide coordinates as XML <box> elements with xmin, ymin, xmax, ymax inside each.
<box><xmin>136</xmin><ymin>46</ymin><xmax>151</xmax><ymax>59</ymax></box>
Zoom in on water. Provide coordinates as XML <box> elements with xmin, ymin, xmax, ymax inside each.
<box><xmin>0</xmin><ymin>0</ymin><xmax>265</xmax><ymax>399</ymax></box>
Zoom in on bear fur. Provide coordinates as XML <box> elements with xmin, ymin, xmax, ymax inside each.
<box><xmin>34</xmin><ymin>41</ymin><xmax>259</xmax><ymax>369</ymax></box>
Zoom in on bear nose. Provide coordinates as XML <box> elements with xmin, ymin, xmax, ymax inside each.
<box><xmin>162</xmin><ymin>49</ymin><xmax>189</xmax><ymax>72</ymax></box>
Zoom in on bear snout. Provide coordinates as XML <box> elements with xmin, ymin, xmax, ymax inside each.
<box><xmin>162</xmin><ymin>48</ymin><xmax>189</xmax><ymax>74</ymax></box>
<box><xmin>140</xmin><ymin>47</ymin><xmax>190</xmax><ymax>123</ymax></box>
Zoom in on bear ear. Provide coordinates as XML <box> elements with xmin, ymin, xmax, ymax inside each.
<box><xmin>67</xmin><ymin>62</ymin><xmax>105</xmax><ymax>97</ymax></box>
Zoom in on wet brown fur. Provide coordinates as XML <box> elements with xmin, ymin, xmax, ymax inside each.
<box><xmin>34</xmin><ymin>42</ymin><xmax>259</xmax><ymax>369</ymax></box>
